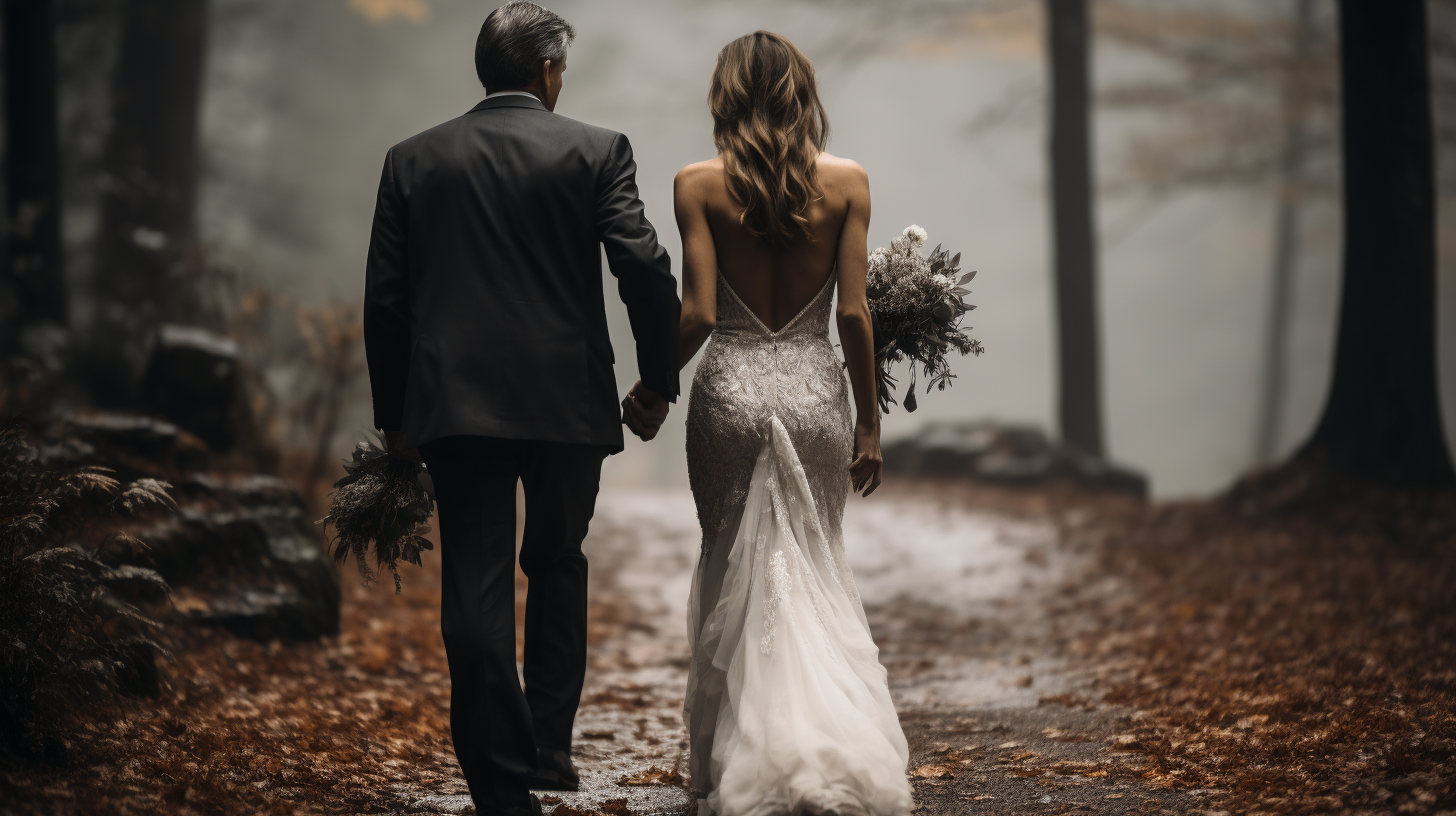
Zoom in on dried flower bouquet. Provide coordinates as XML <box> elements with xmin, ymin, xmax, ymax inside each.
<box><xmin>865</xmin><ymin>225</ymin><xmax>984</xmax><ymax>412</ymax></box>
<box><xmin>321</xmin><ymin>433</ymin><xmax>434</xmax><ymax>594</ymax></box>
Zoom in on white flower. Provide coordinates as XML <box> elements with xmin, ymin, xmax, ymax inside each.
<box><xmin>903</xmin><ymin>224</ymin><xmax>928</xmax><ymax>246</ymax></box>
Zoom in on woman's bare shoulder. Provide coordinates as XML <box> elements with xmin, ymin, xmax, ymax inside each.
<box><xmin>817</xmin><ymin>152</ymin><xmax>868</xmax><ymax>185</ymax></box>
<box><xmin>675</xmin><ymin>157</ymin><xmax>725</xmax><ymax>194</ymax></box>
<box><xmin>816</xmin><ymin>153</ymin><xmax>869</xmax><ymax>207</ymax></box>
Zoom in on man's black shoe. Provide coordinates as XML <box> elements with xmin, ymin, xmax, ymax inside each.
<box><xmin>493</xmin><ymin>792</ymin><xmax>544</xmax><ymax>816</ymax></box>
<box><xmin>526</xmin><ymin>748</ymin><xmax>580</xmax><ymax>792</ymax></box>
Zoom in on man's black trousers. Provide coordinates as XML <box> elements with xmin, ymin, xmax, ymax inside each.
<box><xmin>419</xmin><ymin>435</ymin><xmax>609</xmax><ymax>812</ymax></box>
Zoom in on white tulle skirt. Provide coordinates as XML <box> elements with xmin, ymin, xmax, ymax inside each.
<box><xmin>684</xmin><ymin>417</ymin><xmax>914</xmax><ymax>816</ymax></box>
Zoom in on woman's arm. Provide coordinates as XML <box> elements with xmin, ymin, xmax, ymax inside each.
<box><xmin>832</xmin><ymin>162</ymin><xmax>882</xmax><ymax>496</ymax></box>
<box><xmin>674</xmin><ymin>163</ymin><xmax>719</xmax><ymax>369</ymax></box>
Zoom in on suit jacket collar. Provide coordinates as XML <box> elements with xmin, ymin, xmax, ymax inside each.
<box><xmin>469</xmin><ymin>95</ymin><xmax>548</xmax><ymax>114</ymax></box>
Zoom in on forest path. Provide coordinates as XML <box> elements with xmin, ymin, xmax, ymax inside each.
<box><xmin>401</xmin><ymin>486</ymin><xmax>1207</xmax><ymax>816</ymax></box>
<box><xmin>7</xmin><ymin>479</ymin><xmax>1429</xmax><ymax>815</ymax></box>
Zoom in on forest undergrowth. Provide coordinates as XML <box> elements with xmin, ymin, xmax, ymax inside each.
<box><xmin>0</xmin><ymin>522</ymin><xmax>474</xmax><ymax>816</ymax></box>
<box><xmin>0</xmin><ymin>488</ymin><xmax>651</xmax><ymax>816</ymax></box>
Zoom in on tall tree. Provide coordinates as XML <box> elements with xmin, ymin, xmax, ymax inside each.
<box><xmin>87</xmin><ymin>0</ymin><xmax>209</xmax><ymax>402</ymax></box>
<box><xmin>3</xmin><ymin>0</ymin><xmax>68</xmax><ymax>346</ymax></box>
<box><xmin>1046</xmin><ymin>0</ymin><xmax>1105</xmax><ymax>458</ymax></box>
<box><xmin>1294</xmin><ymin>0</ymin><xmax>1453</xmax><ymax>485</ymax></box>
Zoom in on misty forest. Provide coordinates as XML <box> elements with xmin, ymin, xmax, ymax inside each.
<box><xmin>2</xmin><ymin>0</ymin><xmax>1455</xmax><ymax>814</ymax></box>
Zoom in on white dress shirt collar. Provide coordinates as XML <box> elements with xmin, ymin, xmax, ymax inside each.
<box><xmin>484</xmin><ymin>90</ymin><xmax>542</xmax><ymax>102</ymax></box>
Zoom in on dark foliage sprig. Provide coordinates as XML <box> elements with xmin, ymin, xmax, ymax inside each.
<box><xmin>865</xmin><ymin>225</ymin><xmax>985</xmax><ymax>413</ymax></box>
<box><xmin>320</xmin><ymin>433</ymin><xmax>434</xmax><ymax>594</ymax></box>
<box><xmin>0</xmin><ymin>422</ymin><xmax>174</xmax><ymax>761</ymax></box>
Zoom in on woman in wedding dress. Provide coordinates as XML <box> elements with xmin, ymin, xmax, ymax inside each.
<box><xmin>653</xmin><ymin>29</ymin><xmax>914</xmax><ymax>816</ymax></box>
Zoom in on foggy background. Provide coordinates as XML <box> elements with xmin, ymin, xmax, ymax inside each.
<box><xmin>149</xmin><ymin>0</ymin><xmax>1455</xmax><ymax>496</ymax></box>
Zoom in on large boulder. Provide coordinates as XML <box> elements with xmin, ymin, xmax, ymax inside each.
<box><xmin>882</xmin><ymin>420</ymin><xmax>1148</xmax><ymax>497</ymax></box>
<box><xmin>61</xmin><ymin>413</ymin><xmax>210</xmax><ymax>475</ymax></box>
<box><xmin>130</xmin><ymin>474</ymin><xmax>340</xmax><ymax>642</ymax></box>
<box><xmin>138</xmin><ymin>325</ymin><xmax>242</xmax><ymax>452</ymax></box>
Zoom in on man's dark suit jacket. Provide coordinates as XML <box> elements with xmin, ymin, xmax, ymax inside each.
<box><xmin>363</xmin><ymin>94</ymin><xmax>680</xmax><ymax>453</ymax></box>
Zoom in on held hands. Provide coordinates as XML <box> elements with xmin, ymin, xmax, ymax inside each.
<box><xmin>850</xmin><ymin>422</ymin><xmax>883</xmax><ymax>497</ymax></box>
<box><xmin>622</xmin><ymin>381</ymin><xmax>670</xmax><ymax>441</ymax></box>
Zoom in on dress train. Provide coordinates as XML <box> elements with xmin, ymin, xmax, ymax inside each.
<box><xmin>685</xmin><ymin>416</ymin><xmax>913</xmax><ymax>816</ymax></box>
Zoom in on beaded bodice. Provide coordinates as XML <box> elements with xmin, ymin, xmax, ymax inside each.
<box><xmin>685</xmin><ymin>270</ymin><xmax>852</xmax><ymax>552</ymax></box>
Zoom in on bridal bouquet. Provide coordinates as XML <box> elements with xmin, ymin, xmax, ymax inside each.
<box><xmin>320</xmin><ymin>433</ymin><xmax>434</xmax><ymax>594</ymax></box>
<box><xmin>865</xmin><ymin>225</ymin><xmax>984</xmax><ymax>412</ymax></box>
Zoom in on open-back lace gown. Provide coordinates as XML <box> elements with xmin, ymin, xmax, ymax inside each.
<box><xmin>683</xmin><ymin>269</ymin><xmax>914</xmax><ymax>816</ymax></box>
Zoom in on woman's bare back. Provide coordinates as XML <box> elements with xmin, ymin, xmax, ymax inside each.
<box><xmin>673</xmin><ymin>147</ymin><xmax>878</xmax><ymax>495</ymax></box>
<box><xmin>689</xmin><ymin>153</ymin><xmax>863</xmax><ymax>332</ymax></box>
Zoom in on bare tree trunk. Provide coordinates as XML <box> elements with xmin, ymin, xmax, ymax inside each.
<box><xmin>86</xmin><ymin>0</ymin><xmax>209</xmax><ymax>405</ymax></box>
<box><xmin>1293</xmin><ymin>0</ymin><xmax>1454</xmax><ymax>485</ymax></box>
<box><xmin>1253</xmin><ymin>0</ymin><xmax>1316</xmax><ymax>465</ymax></box>
<box><xmin>1046</xmin><ymin>0</ymin><xmax>1105</xmax><ymax>457</ymax></box>
<box><xmin>3</xmin><ymin>0</ymin><xmax>68</xmax><ymax>345</ymax></box>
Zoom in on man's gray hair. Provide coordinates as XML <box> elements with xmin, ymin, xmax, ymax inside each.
<box><xmin>474</xmin><ymin>2</ymin><xmax>576</xmax><ymax>92</ymax></box>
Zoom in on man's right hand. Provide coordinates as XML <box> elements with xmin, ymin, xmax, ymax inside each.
<box><xmin>622</xmin><ymin>381</ymin><xmax>669</xmax><ymax>441</ymax></box>
<box><xmin>385</xmin><ymin>430</ymin><xmax>425</xmax><ymax>464</ymax></box>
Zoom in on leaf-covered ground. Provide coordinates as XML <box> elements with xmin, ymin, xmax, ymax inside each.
<box><xmin>2</xmin><ymin>478</ymin><xmax>1452</xmax><ymax>816</ymax></box>
<box><xmin>1057</xmin><ymin>476</ymin><xmax>1456</xmax><ymax>815</ymax></box>
<box><xmin>0</xmin><ymin>525</ymin><xmax>465</xmax><ymax>815</ymax></box>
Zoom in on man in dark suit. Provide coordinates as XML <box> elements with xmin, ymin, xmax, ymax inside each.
<box><xmin>362</xmin><ymin>3</ymin><xmax>679</xmax><ymax>813</ymax></box>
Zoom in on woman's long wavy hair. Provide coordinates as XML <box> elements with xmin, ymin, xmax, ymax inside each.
<box><xmin>710</xmin><ymin>31</ymin><xmax>829</xmax><ymax>247</ymax></box>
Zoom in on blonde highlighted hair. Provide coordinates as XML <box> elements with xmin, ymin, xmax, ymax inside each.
<box><xmin>709</xmin><ymin>31</ymin><xmax>829</xmax><ymax>247</ymax></box>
